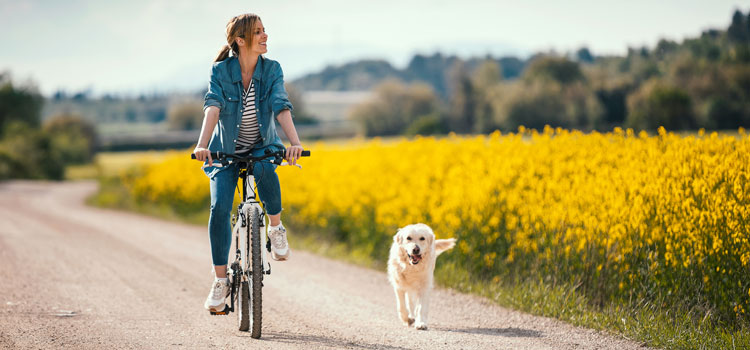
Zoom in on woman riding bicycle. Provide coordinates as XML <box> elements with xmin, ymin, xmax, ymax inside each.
<box><xmin>192</xmin><ymin>13</ymin><xmax>304</xmax><ymax>313</ymax></box>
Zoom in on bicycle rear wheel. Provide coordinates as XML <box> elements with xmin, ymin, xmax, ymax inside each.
<box><xmin>248</xmin><ymin>207</ymin><xmax>263</xmax><ymax>338</ymax></box>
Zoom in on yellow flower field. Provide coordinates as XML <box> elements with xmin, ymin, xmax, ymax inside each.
<box><xmin>127</xmin><ymin>126</ymin><xmax>750</xmax><ymax>323</ymax></box>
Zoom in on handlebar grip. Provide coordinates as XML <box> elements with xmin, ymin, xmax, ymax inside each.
<box><xmin>191</xmin><ymin>152</ymin><xmax>221</xmax><ymax>160</ymax></box>
<box><xmin>281</xmin><ymin>150</ymin><xmax>311</xmax><ymax>157</ymax></box>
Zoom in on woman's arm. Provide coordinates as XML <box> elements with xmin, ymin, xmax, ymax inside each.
<box><xmin>193</xmin><ymin>106</ymin><xmax>220</xmax><ymax>166</ymax></box>
<box><xmin>276</xmin><ymin>109</ymin><xmax>304</xmax><ymax>165</ymax></box>
<box><xmin>195</xmin><ymin>62</ymin><xmax>225</xmax><ymax>166</ymax></box>
<box><xmin>268</xmin><ymin>62</ymin><xmax>303</xmax><ymax>164</ymax></box>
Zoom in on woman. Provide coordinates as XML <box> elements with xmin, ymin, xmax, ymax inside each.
<box><xmin>193</xmin><ymin>13</ymin><xmax>304</xmax><ymax>312</ymax></box>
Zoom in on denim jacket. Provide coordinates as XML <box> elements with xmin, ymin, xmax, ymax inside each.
<box><xmin>202</xmin><ymin>55</ymin><xmax>293</xmax><ymax>177</ymax></box>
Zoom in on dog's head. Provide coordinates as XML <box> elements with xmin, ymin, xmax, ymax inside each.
<box><xmin>394</xmin><ymin>223</ymin><xmax>435</xmax><ymax>265</ymax></box>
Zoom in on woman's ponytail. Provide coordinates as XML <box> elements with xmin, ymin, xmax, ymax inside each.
<box><xmin>214</xmin><ymin>44</ymin><xmax>231</xmax><ymax>62</ymax></box>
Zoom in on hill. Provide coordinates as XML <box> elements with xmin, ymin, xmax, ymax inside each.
<box><xmin>292</xmin><ymin>53</ymin><xmax>527</xmax><ymax>97</ymax></box>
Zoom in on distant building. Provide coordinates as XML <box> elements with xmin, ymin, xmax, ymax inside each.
<box><xmin>302</xmin><ymin>90</ymin><xmax>372</xmax><ymax>123</ymax></box>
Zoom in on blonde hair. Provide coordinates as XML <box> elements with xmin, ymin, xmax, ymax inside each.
<box><xmin>214</xmin><ymin>13</ymin><xmax>261</xmax><ymax>62</ymax></box>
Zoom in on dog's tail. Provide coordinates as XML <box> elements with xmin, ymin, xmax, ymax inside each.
<box><xmin>435</xmin><ymin>238</ymin><xmax>456</xmax><ymax>256</ymax></box>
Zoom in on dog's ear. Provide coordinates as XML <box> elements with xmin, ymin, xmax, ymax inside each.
<box><xmin>393</xmin><ymin>229</ymin><xmax>403</xmax><ymax>244</ymax></box>
<box><xmin>421</xmin><ymin>225</ymin><xmax>435</xmax><ymax>246</ymax></box>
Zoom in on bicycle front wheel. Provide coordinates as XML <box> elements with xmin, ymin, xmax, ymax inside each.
<box><xmin>237</xmin><ymin>280</ymin><xmax>249</xmax><ymax>331</ymax></box>
<box><xmin>247</xmin><ymin>207</ymin><xmax>263</xmax><ymax>338</ymax></box>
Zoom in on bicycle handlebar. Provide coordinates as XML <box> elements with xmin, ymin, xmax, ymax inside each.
<box><xmin>191</xmin><ymin>150</ymin><xmax>310</xmax><ymax>163</ymax></box>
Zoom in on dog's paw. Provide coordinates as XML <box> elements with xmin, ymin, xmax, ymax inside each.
<box><xmin>415</xmin><ymin>322</ymin><xmax>428</xmax><ymax>330</ymax></box>
<box><xmin>402</xmin><ymin>317</ymin><xmax>415</xmax><ymax>327</ymax></box>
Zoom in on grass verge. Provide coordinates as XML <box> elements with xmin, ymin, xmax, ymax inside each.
<box><xmin>88</xmin><ymin>175</ymin><xmax>208</xmax><ymax>226</ymax></box>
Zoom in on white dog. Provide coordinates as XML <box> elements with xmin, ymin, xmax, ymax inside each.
<box><xmin>387</xmin><ymin>223</ymin><xmax>456</xmax><ymax>330</ymax></box>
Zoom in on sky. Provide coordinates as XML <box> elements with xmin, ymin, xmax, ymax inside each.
<box><xmin>1</xmin><ymin>0</ymin><xmax>749</xmax><ymax>96</ymax></box>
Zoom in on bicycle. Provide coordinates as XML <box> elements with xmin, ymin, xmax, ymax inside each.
<box><xmin>191</xmin><ymin>148</ymin><xmax>310</xmax><ymax>338</ymax></box>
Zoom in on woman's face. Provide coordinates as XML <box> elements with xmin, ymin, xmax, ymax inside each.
<box><xmin>245</xmin><ymin>20</ymin><xmax>267</xmax><ymax>55</ymax></box>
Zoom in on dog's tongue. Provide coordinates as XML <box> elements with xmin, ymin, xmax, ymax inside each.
<box><xmin>411</xmin><ymin>254</ymin><xmax>422</xmax><ymax>263</ymax></box>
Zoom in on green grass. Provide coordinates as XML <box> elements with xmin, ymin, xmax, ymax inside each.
<box><xmin>74</xmin><ymin>150</ymin><xmax>207</xmax><ymax>225</ymax></box>
<box><xmin>96</xmin><ymin>122</ymin><xmax>169</xmax><ymax>137</ymax></box>
<box><xmin>64</xmin><ymin>150</ymin><xmax>179</xmax><ymax>181</ymax></box>
<box><xmin>64</xmin><ymin>163</ymin><xmax>99</xmax><ymax>180</ymax></box>
<box><xmin>88</xmin><ymin>175</ymin><xmax>208</xmax><ymax>226</ymax></box>
<box><xmin>432</xmin><ymin>258</ymin><xmax>749</xmax><ymax>349</ymax></box>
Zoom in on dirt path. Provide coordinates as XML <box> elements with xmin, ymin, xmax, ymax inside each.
<box><xmin>0</xmin><ymin>181</ymin><xmax>648</xmax><ymax>349</ymax></box>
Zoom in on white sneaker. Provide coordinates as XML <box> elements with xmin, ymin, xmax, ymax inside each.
<box><xmin>204</xmin><ymin>279</ymin><xmax>230</xmax><ymax>312</ymax></box>
<box><xmin>268</xmin><ymin>224</ymin><xmax>290</xmax><ymax>261</ymax></box>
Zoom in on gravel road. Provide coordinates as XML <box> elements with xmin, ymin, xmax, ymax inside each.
<box><xmin>0</xmin><ymin>181</ymin><xmax>648</xmax><ymax>349</ymax></box>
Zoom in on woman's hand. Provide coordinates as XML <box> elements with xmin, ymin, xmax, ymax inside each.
<box><xmin>193</xmin><ymin>146</ymin><xmax>213</xmax><ymax>166</ymax></box>
<box><xmin>285</xmin><ymin>144</ymin><xmax>304</xmax><ymax>166</ymax></box>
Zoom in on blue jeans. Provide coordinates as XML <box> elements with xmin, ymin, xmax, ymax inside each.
<box><xmin>208</xmin><ymin>146</ymin><xmax>283</xmax><ymax>266</ymax></box>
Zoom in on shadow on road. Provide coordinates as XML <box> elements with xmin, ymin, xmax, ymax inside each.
<box><xmin>435</xmin><ymin>326</ymin><xmax>543</xmax><ymax>338</ymax></box>
<box><xmin>250</xmin><ymin>331</ymin><xmax>411</xmax><ymax>350</ymax></box>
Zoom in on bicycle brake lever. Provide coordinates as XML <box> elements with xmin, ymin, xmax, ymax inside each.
<box><xmin>280</xmin><ymin>162</ymin><xmax>302</xmax><ymax>169</ymax></box>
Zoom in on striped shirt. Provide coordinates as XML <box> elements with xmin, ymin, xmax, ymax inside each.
<box><xmin>236</xmin><ymin>81</ymin><xmax>261</xmax><ymax>153</ymax></box>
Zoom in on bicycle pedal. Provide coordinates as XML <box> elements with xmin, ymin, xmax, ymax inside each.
<box><xmin>209</xmin><ymin>305</ymin><xmax>230</xmax><ymax>315</ymax></box>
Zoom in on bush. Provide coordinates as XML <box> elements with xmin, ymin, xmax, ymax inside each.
<box><xmin>350</xmin><ymin>79</ymin><xmax>442</xmax><ymax>136</ymax></box>
<box><xmin>167</xmin><ymin>100</ymin><xmax>203</xmax><ymax>131</ymax></box>
<box><xmin>493</xmin><ymin>82</ymin><xmax>603</xmax><ymax>131</ymax></box>
<box><xmin>0</xmin><ymin>122</ymin><xmax>64</xmax><ymax>180</ymax></box>
<box><xmin>43</xmin><ymin>114</ymin><xmax>98</xmax><ymax>165</ymax></box>
<box><xmin>626</xmin><ymin>80</ymin><xmax>696</xmax><ymax>130</ymax></box>
<box><xmin>405</xmin><ymin>113</ymin><xmax>449</xmax><ymax>136</ymax></box>
<box><xmin>705</xmin><ymin>97</ymin><xmax>744</xmax><ymax>129</ymax></box>
<box><xmin>523</xmin><ymin>56</ymin><xmax>585</xmax><ymax>85</ymax></box>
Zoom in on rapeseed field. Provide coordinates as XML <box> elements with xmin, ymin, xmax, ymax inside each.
<box><xmin>127</xmin><ymin>126</ymin><xmax>750</xmax><ymax>326</ymax></box>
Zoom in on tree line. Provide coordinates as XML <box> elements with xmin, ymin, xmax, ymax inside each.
<box><xmin>0</xmin><ymin>72</ymin><xmax>322</xmax><ymax>179</ymax></box>
<box><xmin>342</xmin><ymin>10</ymin><xmax>750</xmax><ymax>136</ymax></box>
